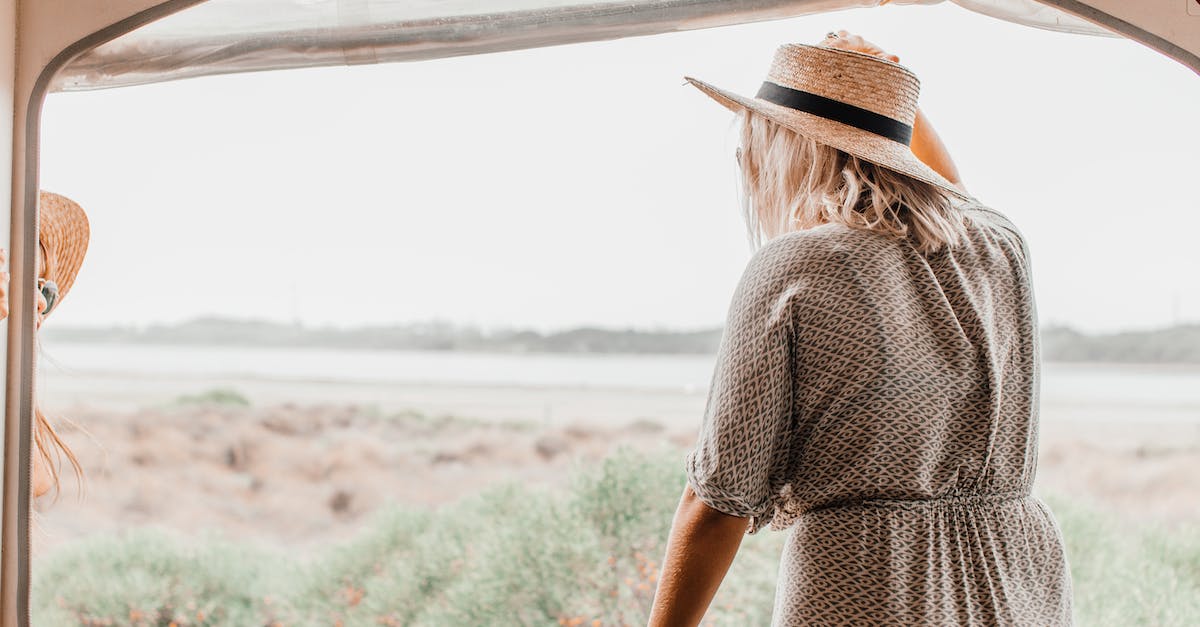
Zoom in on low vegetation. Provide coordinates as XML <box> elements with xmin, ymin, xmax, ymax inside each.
<box><xmin>34</xmin><ymin>447</ymin><xmax>1199</xmax><ymax>626</ymax></box>
<box><xmin>172</xmin><ymin>388</ymin><xmax>252</xmax><ymax>407</ymax></box>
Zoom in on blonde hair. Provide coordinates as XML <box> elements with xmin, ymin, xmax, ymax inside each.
<box><xmin>34</xmin><ymin>404</ymin><xmax>83</xmax><ymax>501</ymax></box>
<box><xmin>734</xmin><ymin>110</ymin><xmax>967</xmax><ymax>253</ymax></box>
<box><xmin>33</xmin><ymin>242</ymin><xmax>84</xmax><ymax>501</ymax></box>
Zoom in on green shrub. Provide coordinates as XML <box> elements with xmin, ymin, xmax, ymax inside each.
<box><xmin>1042</xmin><ymin>491</ymin><xmax>1200</xmax><ymax>626</ymax></box>
<box><xmin>279</xmin><ymin>505</ymin><xmax>435</xmax><ymax>624</ymax></box>
<box><xmin>172</xmin><ymin>388</ymin><xmax>251</xmax><ymax>407</ymax></box>
<box><xmin>35</xmin><ymin>529</ymin><xmax>286</xmax><ymax>626</ymax></box>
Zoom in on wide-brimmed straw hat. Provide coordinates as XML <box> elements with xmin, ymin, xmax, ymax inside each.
<box><xmin>685</xmin><ymin>43</ymin><xmax>969</xmax><ymax>201</ymax></box>
<box><xmin>37</xmin><ymin>190</ymin><xmax>90</xmax><ymax>313</ymax></box>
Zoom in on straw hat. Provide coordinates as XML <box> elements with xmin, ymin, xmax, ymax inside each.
<box><xmin>685</xmin><ymin>43</ymin><xmax>969</xmax><ymax>200</ymax></box>
<box><xmin>37</xmin><ymin>190</ymin><xmax>90</xmax><ymax>313</ymax></box>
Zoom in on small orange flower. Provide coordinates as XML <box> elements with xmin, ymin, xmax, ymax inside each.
<box><xmin>341</xmin><ymin>586</ymin><xmax>366</xmax><ymax>607</ymax></box>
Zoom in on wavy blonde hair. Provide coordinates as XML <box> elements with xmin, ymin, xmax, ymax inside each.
<box><xmin>734</xmin><ymin>110</ymin><xmax>967</xmax><ymax>253</ymax></box>
<box><xmin>34</xmin><ymin>404</ymin><xmax>84</xmax><ymax>501</ymax></box>
<box><xmin>34</xmin><ymin>241</ymin><xmax>84</xmax><ymax>501</ymax></box>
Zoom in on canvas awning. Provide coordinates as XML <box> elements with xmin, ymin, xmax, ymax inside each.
<box><xmin>50</xmin><ymin>0</ymin><xmax>1126</xmax><ymax>92</ymax></box>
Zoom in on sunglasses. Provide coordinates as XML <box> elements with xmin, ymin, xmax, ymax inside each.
<box><xmin>36</xmin><ymin>278</ymin><xmax>59</xmax><ymax>317</ymax></box>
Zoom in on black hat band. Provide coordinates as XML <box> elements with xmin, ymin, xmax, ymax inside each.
<box><xmin>755</xmin><ymin>81</ymin><xmax>913</xmax><ymax>145</ymax></box>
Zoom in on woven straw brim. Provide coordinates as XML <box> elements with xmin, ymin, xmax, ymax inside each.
<box><xmin>684</xmin><ymin>76</ymin><xmax>970</xmax><ymax>202</ymax></box>
<box><xmin>38</xmin><ymin>191</ymin><xmax>90</xmax><ymax>307</ymax></box>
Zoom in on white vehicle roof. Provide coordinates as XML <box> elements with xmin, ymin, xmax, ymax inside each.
<box><xmin>41</xmin><ymin>1</ymin><xmax>1200</xmax><ymax>92</ymax></box>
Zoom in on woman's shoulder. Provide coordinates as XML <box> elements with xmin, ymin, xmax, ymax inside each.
<box><xmin>765</xmin><ymin>221</ymin><xmax>895</xmax><ymax>258</ymax></box>
<box><xmin>953</xmin><ymin>198</ymin><xmax>1033</xmax><ymax>262</ymax></box>
<box><xmin>955</xmin><ymin>197</ymin><xmax>1025</xmax><ymax>237</ymax></box>
<box><xmin>742</xmin><ymin>225</ymin><xmax>906</xmax><ymax>298</ymax></box>
<box><xmin>757</xmin><ymin>222</ymin><xmax>913</xmax><ymax>280</ymax></box>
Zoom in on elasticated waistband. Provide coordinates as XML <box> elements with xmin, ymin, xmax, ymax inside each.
<box><xmin>806</xmin><ymin>489</ymin><xmax>1032</xmax><ymax>514</ymax></box>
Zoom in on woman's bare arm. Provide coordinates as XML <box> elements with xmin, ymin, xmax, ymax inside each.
<box><xmin>911</xmin><ymin>108</ymin><xmax>966</xmax><ymax>193</ymax></box>
<box><xmin>648</xmin><ymin>484</ymin><xmax>748</xmax><ymax>626</ymax></box>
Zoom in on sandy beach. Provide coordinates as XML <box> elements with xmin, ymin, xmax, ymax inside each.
<box><xmin>32</xmin><ymin>371</ymin><xmax>1200</xmax><ymax>557</ymax></box>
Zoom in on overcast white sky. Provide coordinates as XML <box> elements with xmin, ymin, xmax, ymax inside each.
<box><xmin>37</xmin><ymin>3</ymin><xmax>1200</xmax><ymax>334</ymax></box>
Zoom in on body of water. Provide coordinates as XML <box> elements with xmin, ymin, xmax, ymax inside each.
<box><xmin>40</xmin><ymin>343</ymin><xmax>714</xmax><ymax>391</ymax></box>
<box><xmin>37</xmin><ymin>343</ymin><xmax>1200</xmax><ymax>417</ymax></box>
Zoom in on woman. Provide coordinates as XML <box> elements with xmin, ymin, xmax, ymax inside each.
<box><xmin>649</xmin><ymin>32</ymin><xmax>1074</xmax><ymax>626</ymax></box>
<box><xmin>0</xmin><ymin>190</ymin><xmax>89</xmax><ymax>500</ymax></box>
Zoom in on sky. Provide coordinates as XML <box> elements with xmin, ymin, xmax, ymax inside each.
<box><xmin>36</xmin><ymin>2</ymin><xmax>1200</xmax><ymax>335</ymax></box>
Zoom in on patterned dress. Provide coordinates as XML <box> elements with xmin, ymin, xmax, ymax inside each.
<box><xmin>685</xmin><ymin>200</ymin><xmax>1075</xmax><ymax>625</ymax></box>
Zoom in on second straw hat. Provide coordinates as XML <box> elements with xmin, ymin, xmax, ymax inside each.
<box><xmin>38</xmin><ymin>190</ymin><xmax>90</xmax><ymax>309</ymax></box>
<box><xmin>684</xmin><ymin>43</ymin><xmax>969</xmax><ymax>200</ymax></box>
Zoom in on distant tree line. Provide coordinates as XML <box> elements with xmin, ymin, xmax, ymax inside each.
<box><xmin>41</xmin><ymin>317</ymin><xmax>1200</xmax><ymax>363</ymax></box>
<box><xmin>1040</xmin><ymin>323</ymin><xmax>1200</xmax><ymax>364</ymax></box>
<box><xmin>42</xmin><ymin>317</ymin><xmax>724</xmax><ymax>355</ymax></box>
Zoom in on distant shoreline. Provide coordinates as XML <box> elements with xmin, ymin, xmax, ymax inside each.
<box><xmin>41</xmin><ymin>317</ymin><xmax>1200</xmax><ymax>364</ymax></box>
<box><xmin>38</xmin><ymin>340</ymin><xmax>1200</xmax><ymax>373</ymax></box>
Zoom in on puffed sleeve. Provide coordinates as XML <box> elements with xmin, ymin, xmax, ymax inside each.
<box><xmin>685</xmin><ymin>236</ymin><xmax>800</xmax><ymax>535</ymax></box>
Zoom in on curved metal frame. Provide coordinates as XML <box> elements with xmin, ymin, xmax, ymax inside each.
<box><xmin>1040</xmin><ymin>0</ymin><xmax>1199</xmax><ymax>72</ymax></box>
<box><xmin>2</xmin><ymin>4</ymin><xmax>207</xmax><ymax>622</ymax></box>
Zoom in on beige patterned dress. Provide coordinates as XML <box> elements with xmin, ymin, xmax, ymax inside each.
<box><xmin>685</xmin><ymin>200</ymin><xmax>1075</xmax><ymax>625</ymax></box>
